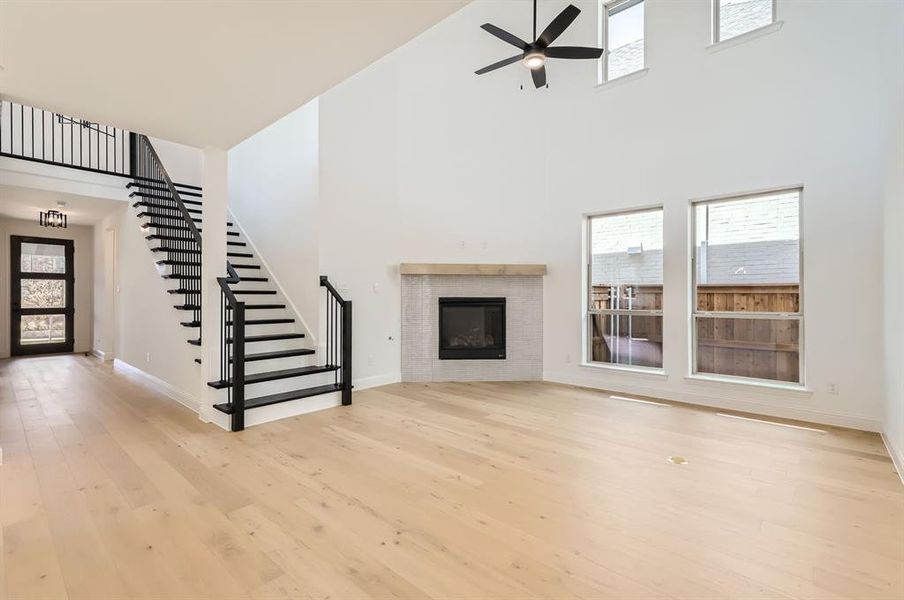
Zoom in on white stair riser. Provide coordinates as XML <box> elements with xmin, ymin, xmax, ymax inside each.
<box><xmin>233</xmin><ymin>322</ymin><xmax>296</xmax><ymax>336</ymax></box>
<box><xmin>242</xmin><ymin>354</ymin><xmax>316</xmax><ymax>375</ymax></box>
<box><xmin>240</xmin><ymin>308</ymin><xmax>291</xmax><ymax>320</ymax></box>
<box><xmin>229</xmin><ymin>279</ymin><xmax>271</xmax><ymax>290</ymax></box>
<box><xmin>213</xmin><ymin>372</ymin><xmax>338</xmax><ymax>399</ymax></box>
<box><xmin>238</xmin><ymin>338</ymin><xmax>307</xmax><ymax>354</ymax></box>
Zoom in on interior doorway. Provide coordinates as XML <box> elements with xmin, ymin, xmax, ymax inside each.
<box><xmin>10</xmin><ymin>235</ymin><xmax>75</xmax><ymax>355</ymax></box>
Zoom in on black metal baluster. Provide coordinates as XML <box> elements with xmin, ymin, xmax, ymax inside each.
<box><xmin>341</xmin><ymin>298</ymin><xmax>352</xmax><ymax>406</ymax></box>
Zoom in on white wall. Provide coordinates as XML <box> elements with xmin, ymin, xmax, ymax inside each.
<box><xmin>316</xmin><ymin>0</ymin><xmax>895</xmax><ymax>428</ymax></box>
<box><xmin>0</xmin><ymin>217</ymin><xmax>94</xmax><ymax>356</ymax></box>
<box><xmin>880</xmin><ymin>2</ymin><xmax>904</xmax><ymax>467</ymax></box>
<box><xmin>109</xmin><ymin>204</ymin><xmax>200</xmax><ymax>405</ymax></box>
<box><xmin>228</xmin><ymin>100</ymin><xmax>321</xmax><ymax>341</ymax></box>
<box><xmin>150</xmin><ymin>136</ymin><xmax>203</xmax><ymax>187</ymax></box>
<box><xmin>883</xmin><ymin>109</ymin><xmax>904</xmax><ymax>465</ymax></box>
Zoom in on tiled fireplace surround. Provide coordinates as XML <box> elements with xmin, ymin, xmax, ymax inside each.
<box><xmin>400</xmin><ymin>264</ymin><xmax>545</xmax><ymax>382</ymax></box>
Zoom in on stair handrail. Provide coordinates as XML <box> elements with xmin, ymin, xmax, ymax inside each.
<box><xmin>218</xmin><ymin>262</ymin><xmax>246</xmax><ymax>431</ymax></box>
<box><xmin>137</xmin><ymin>134</ymin><xmax>202</xmax><ymax>247</ymax></box>
<box><xmin>320</xmin><ymin>276</ymin><xmax>353</xmax><ymax>406</ymax></box>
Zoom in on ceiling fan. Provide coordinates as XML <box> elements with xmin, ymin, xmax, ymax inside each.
<box><xmin>475</xmin><ymin>0</ymin><xmax>604</xmax><ymax>88</ymax></box>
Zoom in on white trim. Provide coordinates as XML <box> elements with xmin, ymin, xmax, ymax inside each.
<box><xmin>581</xmin><ymin>361</ymin><xmax>668</xmax><ymax>378</ymax></box>
<box><xmin>113</xmin><ymin>358</ymin><xmax>199</xmax><ymax>412</ymax></box>
<box><xmin>543</xmin><ymin>369</ymin><xmax>881</xmax><ymax>432</ymax></box>
<box><xmin>882</xmin><ymin>431</ymin><xmax>904</xmax><ymax>487</ymax></box>
<box><xmin>595</xmin><ymin>67</ymin><xmax>649</xmax><ymax>92</ymax></box>
<box><xmin>0</xmin><ymin>157</ymin><xmax>131</xmax><ymax>203</ymax></box>
<box><xmin>689</xmin><ymin>187</ymin><xmax>805</xmax><ymax>387</ymax></box>
<box><xmin>609</xmin><ymin>394</ymin><xmax>670</xmax><ymax>407</ymax></box>
<box><xmin>707</xmin><ymin>21</ymin><xmax>784</xmax><ymax>54</ymax></box>
<box><xmin>226</xmin><ymin>210</ymin><xmax>317</xmax><ymax>346</ymax></box>
<box><xmin>583</xmin><ymin>206</ymin><xmax>665</xmax><ymax>370</ymax></box>
<box><xmin>685</xmin><ymin>373</ymin><xmax>811</xmax><ymax>395</ymax></box>
<box><xmin>583</xmin><ymin>203</ymin><xmax>663</xmax><ymax>219</ymax></box>
<box><xmin>355</xmin><ymin>371</ymin><xmax>401</xmax><ymax>390</ymax></box>
<box><xmin>90</xmin><ymin>349</ymin><xmax>105</xmax><ymax>361</ymax></box>
<box><xmin>598</xmin><ymin>0</ymin><xmax>646</xmax><ymax>85</ymax></box>
<box><xmin>243</xmin><ymin>391</ymin><xmax>341</xmax><ymax>428</ymax></box>
<box><xmin>716</xmin><ymin>412</ymin><xmax>826</xmax><ymax>433</ymax></box>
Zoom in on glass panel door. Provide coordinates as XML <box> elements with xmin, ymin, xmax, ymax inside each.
<box><xmin>11</xmin><ymin>236</ymin><xmax>75</xmax><ymax>355</ymax></box>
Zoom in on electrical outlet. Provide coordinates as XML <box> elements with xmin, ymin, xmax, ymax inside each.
<box><xmin>565</xmin><ymin>353</ymin><xmax>572</xmax><ymax>363</ymax></box>
<box><xmin>146</xmin><ymin>352</ymin><xmax>151</xmax><ymax>364</ymax></box>
<box><xmin>827</xmin><ymin>383</ymin><xmax>839</xmax><ymax>395</ymax></box>
<box><xmin>367</xmin><ymin>354</ymin><xmax>374</xmax><ymax>366</ymax></box>
<box><xmin>372</xmin><ymin>283</ymin><xmax>379</xmax><ymax>294</ymax></box>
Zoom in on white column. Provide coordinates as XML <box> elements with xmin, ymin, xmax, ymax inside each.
<box><xmin>200</xmin><ymin>147</ymin><xmax>228</xmax><ymax>424</ymax></box>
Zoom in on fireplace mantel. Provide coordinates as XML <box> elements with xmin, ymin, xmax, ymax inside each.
<box><xmin>400</xmin><ymin>263</ymin><xmax>547</xmax><ymax>276</ymax></box>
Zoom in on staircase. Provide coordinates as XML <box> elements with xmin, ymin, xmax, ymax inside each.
<box><xmin>130</xmin><ymin>135</ymin><xmax>352</xmax><ymax>431</ymax></box>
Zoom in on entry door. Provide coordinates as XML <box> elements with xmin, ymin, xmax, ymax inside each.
<box><xmin>11</xmin><ymin>236</ymin><xmax>75</xmax><ymax>355</ymax></box>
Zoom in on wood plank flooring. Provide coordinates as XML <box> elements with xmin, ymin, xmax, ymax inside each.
<box><xmin>1</xmin><ymin>354</ymin><xmax>902</xmax><ymax>599</ymax></box>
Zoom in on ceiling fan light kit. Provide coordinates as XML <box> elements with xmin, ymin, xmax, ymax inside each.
<box><xmin>475</xmin><ymin>0</ymin><xmax>604</xmax><ymax>88</ymax></box>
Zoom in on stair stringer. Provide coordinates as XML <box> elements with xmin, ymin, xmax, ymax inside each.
<box><xmin>226</xmin><ymin>209</ymin><xmax>318</xmax><ymax>348</ymax></box>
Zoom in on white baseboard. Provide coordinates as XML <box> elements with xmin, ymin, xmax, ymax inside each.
<box><xmin>244</xmin><ymin>391</ymin><xmax>342</xmax><ymax>428</ymax></box>
<box><xmin>882</xmin><ymin>431</ymin><xmax>904</xmax><ymax>487</ymax></box>
<box><xmin>113</xmin><ymin>359</ymin><xmax>199</xmax><ymax>412</ymax></box>
<box><xmin>90</xmin><ymin>349</ymin><xmax>113</xmax><ymax>361</ymax></box>
<box><xmin>543</xmin><ymin>369</ymin><xmax>882</xmax><ymax>432</ymax></box>
<box><xmin>354</xmin><ymin>372</ymin><xmax>401</xmax><ymax>391</ymax></box>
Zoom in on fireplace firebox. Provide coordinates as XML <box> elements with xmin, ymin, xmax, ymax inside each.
<box><xmin>438</xmin><ymin>297</ymin><xmax>506</xmax><ymax>360</ymax></box>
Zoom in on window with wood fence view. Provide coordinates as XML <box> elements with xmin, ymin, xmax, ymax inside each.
<box><xmin>588</xmin><ymin>208</ymin><xmax>664</xmax><ymax>369</ymax></box>
<box><xmin>587</xmin><ymin>190</ymin><xmax>802</xmax><ymax>384</ymax></box>
<box><xmin>692</xmin><ymin>189</ymin><xmax>802</xmax><ymax>384</ymax></box>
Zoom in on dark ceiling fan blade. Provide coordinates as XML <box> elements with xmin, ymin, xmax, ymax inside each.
<box><xmin>475</xmin><ymin>54</ymin><xmax>524</xmax><ymax>75</ymax></box>
<box><xmin>480</xmin><ymin>23</ymin><xmax>529</xmax><ymax>50</ymax></box>
<box><xmin>537</xmin><ymin>4</ymin><xmax>581</xmax><ymax>47</ymax></box>
<box><xmin>531</xmin><ymin>65</ymin><xmax>547</xmax><ymax>88</ymax></box>
<box><xmin>545</xmin><ymin>46</ymin><xmax>603</xmax><ymax>59</ymax></box>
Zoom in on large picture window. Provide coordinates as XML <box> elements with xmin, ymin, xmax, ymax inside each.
<box><xmin>586</xmin><ymin>207</ymin><xmax>663</xmax><ymax>369</ymax></box>
<box><xmin>691</xmin><ymin>189</ymin><xmax>802</xmax><ymax>385</ymax></box>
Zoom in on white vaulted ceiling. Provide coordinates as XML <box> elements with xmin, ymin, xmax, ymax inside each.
<box><xmin>0</xmin><ymin>0</ymin><xmax>468</xmax><ymax>149</ymax></box>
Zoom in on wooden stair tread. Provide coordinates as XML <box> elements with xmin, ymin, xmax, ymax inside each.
<box><xmin>226</xmin><ymin>318</ymin><xmax>294</xmax><ymax>326</ymax></box>
<box><xmin>227</xmin><ymin>333</ymin><xmax>305</xmax><ymax>343</ymax></box>
<box><xmin>240</xmin><ymin>348</ymin><xmax>315</xmax><ymax>362</ymax></box>
<box><xmin>213</xmin><ymin>383</ymin><xmax>342</xmax><ymax>413</ymax></box>
<box><xmin>207</xmin><ymin>364</ymin><xmax>337</xmax><ymax>389</ymax></box>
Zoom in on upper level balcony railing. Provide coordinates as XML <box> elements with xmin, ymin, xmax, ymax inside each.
<box><xmin>0</xmin><ymin>99</ymin><xmax>132</xmax><ymax>177</ymax></box>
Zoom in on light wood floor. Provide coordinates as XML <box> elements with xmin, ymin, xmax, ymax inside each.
<box><xmin>1</xmin><ymin>355</ymin><xmax>902</xmax><ymax>600</ymax></box>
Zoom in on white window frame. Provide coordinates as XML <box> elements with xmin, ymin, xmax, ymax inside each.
<box><xmin>712</xmin><ymin>0</ymin><xmax>776</xmax><ymax>44</ymax></box>
<box><xmin>599</xmin><ymin>0</ymin><xmax>646</xmax><ymax>85</ymax></box>
<box><xmin>689</xmin><ymin>187</ymin><xmax>805</xmax><ymax>388</ymax></box>
<box><xmin>584</xmin><ymin>205</ymin><xmax>664</xmax><ymax>373</ymax></box>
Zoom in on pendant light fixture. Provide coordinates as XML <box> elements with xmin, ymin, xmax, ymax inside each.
<box><xmin>40</xmin><ymin>202</ymin><xmax>68</xmax><ymax>229</ymax></box>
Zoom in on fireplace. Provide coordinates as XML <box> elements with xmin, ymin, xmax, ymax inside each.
<box><xmin>438</xmin><ymin>297</ymin><xmax>506</xmax><ymax>360</ymax></box>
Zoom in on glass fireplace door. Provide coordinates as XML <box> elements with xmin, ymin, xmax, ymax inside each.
<box><xmin>11</xmin><ymin>236</ymin><xmax>75</xmax><ymax>355</ymax></box>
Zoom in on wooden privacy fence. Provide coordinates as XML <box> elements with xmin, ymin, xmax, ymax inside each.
<box><xmin>590</xmin><ymin>283</ymin><xmax>800</xmax><ymax>382</ymax></box>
